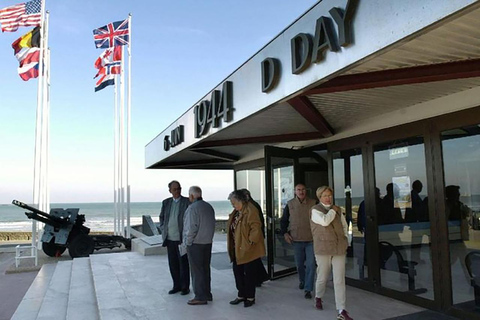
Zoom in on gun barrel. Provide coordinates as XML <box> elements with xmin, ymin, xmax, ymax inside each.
<box><xmin>12</xmin><ymin>200</ymin><xmax>69</xmax><ymax>226</ymax></box>
<box><xmin>12</xmin><ymin>200</ymin><xmax>45</xmax><ymax>215</ymax></box>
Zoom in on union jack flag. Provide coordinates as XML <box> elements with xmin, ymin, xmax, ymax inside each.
<box><xmin>93</xmin><ymin>18</ymin><xmax>129</xmax><ymax>49</ymax></box>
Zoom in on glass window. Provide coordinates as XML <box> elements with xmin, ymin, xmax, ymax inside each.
<box><xmin>374</xmin><ymin>137</ymin><xmax>433</xmax><ymax>300</ymax></box>
<box><xmin>333</xmin><ymin>149</ymin><xmax>365</xmax><ymax>281</ymax></box>
<box><xmin>236</xmin><ymin>169</ymin><xmax>266</xmax><ymax>212</ymax></box>
<box><xmin>272</xmin><ymin>160</ymin><xmax>295</xmax><ymax>272</ymax></box>
<box><xmin>442</xmin><ymin>124</ymin><xmax>480</xmax><ymax>313</ymax></box>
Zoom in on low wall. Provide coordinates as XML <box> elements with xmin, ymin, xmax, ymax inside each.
<box><xmin>0</xmin><ymin>231</ymin><xmax>114</xmax><ymax>242</ymax></box>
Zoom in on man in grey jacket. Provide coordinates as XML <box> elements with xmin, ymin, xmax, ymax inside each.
<box><xmin>159</xmin><ymin>180</ymin><xmax>191</xmax><ymax>295</ymax></box>
<box><xmin>183</xmin><ymin>186</ymin><xmax>216</xmax><ymax>305</ymax></box>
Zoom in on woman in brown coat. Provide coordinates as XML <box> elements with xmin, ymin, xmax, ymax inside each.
<box><xmin>227</xmin><ymin>190</ymin><xmax>266</xmax><ymax>307</ymax></box>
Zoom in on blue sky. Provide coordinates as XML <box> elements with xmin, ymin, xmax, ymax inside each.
<box><xmin>0</xmin><ymin>0</ymin><xmax>318</xmax><ymax>203</ymax></box>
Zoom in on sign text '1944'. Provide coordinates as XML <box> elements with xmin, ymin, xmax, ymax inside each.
<box><xmin>194</xmin><ymin>81</ymin><xmax>233</xmax><ymax>138</ymax></box>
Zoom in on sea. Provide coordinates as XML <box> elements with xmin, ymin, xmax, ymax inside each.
<box><xmin>0</xmin><ymin>201</ymin><xmax>233</xmax><ymax>233</ymax></box>
<box><xmin>1</xmin><ymin>195</ymin><xmax>478</xmax><ymax>233</ymax></box>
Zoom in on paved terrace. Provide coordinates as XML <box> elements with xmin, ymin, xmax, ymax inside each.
<box><xmin>1</xmin><ymin>234</ymin><xmax>458</xmax><ymax>320</ymax></box>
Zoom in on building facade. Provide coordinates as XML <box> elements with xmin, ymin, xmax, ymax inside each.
<box><xmin>146</xmin><ymin>1</ymin><xmax>480</xmax><ymax>317</ymax></box>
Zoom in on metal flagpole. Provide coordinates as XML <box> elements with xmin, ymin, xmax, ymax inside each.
<box><xmin>32</xmin><ymin>0</ymin><xmax>47</xmax><ymax>253</ymax></box>
<box><xmin>120</xmin><ymin>44</ymin><xmax>125</xmax><ymax>236</ymax></box>
<box><xmin>38</xmin><ymin>13</ymin><xmax>51</xmax><ymax>257</ymax></box>
<box><xmin>126</xmin><ymin>14</ymin><xmax>132</xmax><ymax>238</ymax></box>
<box><xmin>114</xmin><ymin>78</ymin><xmax>118</xmax><ymax>235</ymax></box>
<box><xmin>42</xmin><ymin>11</ymin><xmax>50</xmax><ymax>214</ymax></box>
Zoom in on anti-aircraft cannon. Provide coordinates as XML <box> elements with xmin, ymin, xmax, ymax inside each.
<box><xmin>12</xmin><ymin>200</ymin><xmax>131</xmax><ymax>259</ymax></box>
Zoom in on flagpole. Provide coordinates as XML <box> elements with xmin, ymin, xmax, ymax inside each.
<box><xmin>42</xmin><ymin>11</ymin><xmax>50</xmax><ymax>214</ymax></box>
<box><xmin>38</xmin><ymin>12</ymin><xmax>50</xmax><ymax>254</ymax></box>
<box><xmin>114</xmin><ymin>77</ymin><xmax>118</xmax><ymax>235</ymax></box>
<box><xmin>126</xmin><ymin>13</ymin><xmax>132</xmax><ymax>238</ymax></box>
<box><xmin>120</xmin><ymin>45</ymin><xmax>125</xmax><ymax>237</ymax></box>
<box><xmin>32</xmin><ymin>0</ymin><xmax>47</xmax><ymax>254</ymax></box>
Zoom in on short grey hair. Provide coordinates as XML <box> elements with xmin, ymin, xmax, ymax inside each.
<box><xmin>189</xmin><ymin>186</ymin><xmax>202</xmax><ymax>199</ymax></box>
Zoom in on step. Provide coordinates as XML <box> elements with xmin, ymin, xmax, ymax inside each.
<box><xmin>67</xmin><ymin>257</ymin><xmax>99</xmax><ymax>320</ymax></box>
<box><xmin>102</xmin><ymin>252</ymin><xmax>165</xmax><ymax>319</ymax></box>
<box><xmin>11</xmin><ymin>263</ymin><xmax>56</xmax><ymax>320</ymax></box>
<box><xmin>36</xmin><ymin>260</ymin><xmax>73</xmax><ymax>320</ymax></box>
<box><xmin>90</xmin><ymin>253</ymin><xmax>137</xmax><ymax>320</ymax></box>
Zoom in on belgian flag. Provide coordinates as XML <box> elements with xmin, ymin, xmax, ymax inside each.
<box><xmin>12</xmin><ymin>26</ymin><xmax>40</xmax><ymax>54</ymax></box>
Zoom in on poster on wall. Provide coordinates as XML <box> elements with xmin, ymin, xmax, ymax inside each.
<box><xmin>392</xmin><ymin>176</ymin><xmax>412</xmax><ymax>209</ymax></box>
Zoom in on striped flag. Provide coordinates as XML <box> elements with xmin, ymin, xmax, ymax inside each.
<box><xmin>0</xmin><ymin>0</ymin><xmax>42</xmax><ymax>32</ymax></box>
<box><xmin>15</xmin><ymin>47</ymin><xmax>39</xmax><ymax>81</ymax></box>
<box><xmin>95</xmin><ymin>73</ymin><xmax>114</xmax><ymax>92</ymax></box>
<box><xmin>12</xmin><ymin>25</ymin><xmax>40</xmax><ymax>53</ymax></box>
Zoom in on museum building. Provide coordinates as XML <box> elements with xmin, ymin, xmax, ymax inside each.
<box><xmin>146</xmin><ymin>1</ymin><xmax>480</xmax><ymax>318</ymax></box>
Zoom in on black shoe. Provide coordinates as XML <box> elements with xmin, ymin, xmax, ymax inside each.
<box><xmin>229</xmin><ymin>298</ymin><xmax>245</xmax><ymax>305</ymax></box>
<box><xmin>304</xmin><ymin>291</ymin><xmax>312</xmax><ymax>299</ymax></box>
<box><xmin>299</xmin><ymin>282</ymin><xmax>304</xmax><ymax>290</ymax></box>
<box><xmin>207</xmin><ymin>294</ymin><xmax>213</xmax><ymax>301</ymax></box>
<box><xmin>244</xmin><ymin>299</ymin><xmax>255</xmax><ymax>308</ymax></box>
<box><xmin>168</xmin><ymin>288</ymin><xmax>181</xmax><ymax>294</ymax></box>
<box><xmin>181</xmin><ymin>289</ymin><xmax>190</xmax><ymax>295</ymax></box>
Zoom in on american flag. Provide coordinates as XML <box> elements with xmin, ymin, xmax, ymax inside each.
<box><xmin>93</xmin><ymin>19</ymin><xmax>129</xmax><ymax>49</ymax></box>
<box><xmin>0</xmin><ymin>0</ymin><xmax>42</xmax><ymax>32</ymax></box>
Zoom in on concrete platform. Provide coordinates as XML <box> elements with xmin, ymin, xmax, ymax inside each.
<box><xmin>5</xmin><ymin>233</ymin><xmax>439</xmax><ymax>320</ymax></box>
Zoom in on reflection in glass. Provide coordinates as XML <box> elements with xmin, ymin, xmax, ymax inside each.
<box><xmin>236</xmin><ymin>169</ymin><xmax>266</xmax><ymax>212</ymax></box>
<box><xmin>272</xmin><ymin>160</ymin><xmax>295</xmax><ymax>272</ymax></box>
<box><xmin>333</xmin><ymin>149</ymin><xmax>365</xmax><ymax>281</ymax></box>
<box><xmin>442</xmin><ymin>124</ymin><xmax>480</xmax><ymax>313</ymax></box>
<box><xmin>374</xmin><ymin>137</ymin><xmax>433</xmax><ymax>299</ymax></box>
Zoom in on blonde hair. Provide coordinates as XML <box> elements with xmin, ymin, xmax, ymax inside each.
<box><xmin>316</xmin><ymin>186</ymin><xmax>334</xmax><ymax>200</ymax></box>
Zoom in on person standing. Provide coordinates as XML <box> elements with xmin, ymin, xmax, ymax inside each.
<box><xmin>311</xmin><ymin>186</ymin><xmax>353</xmax><ymax>320</ymax></box>
<box><xmin>280</xmin><ymin>183</ymin><xmax>317</xmax><ymax>299</ymax></box>
<box><xmin>159</xmin><ymin>180</ymin><xmax>191</xmax><ymax>295</ymax></box>
<box><xmin>241</xmin><ymin>188</ymin><xmax>269</xmax><ymax>286</ymax></box>
<box><xmin>183</xmin><ymin>186</ymin><xmax>216</xmax><ymax>305</ymax></box>
<box><xmin>227</xmin><ymin>190</ymin><xmax>266</xmax><ymax>308</ymax></box>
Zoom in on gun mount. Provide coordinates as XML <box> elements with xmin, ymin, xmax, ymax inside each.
<box><xmin>12</xmin><ymin>200</ymin><xmax>131</xmax><ymax>258</ymax></box>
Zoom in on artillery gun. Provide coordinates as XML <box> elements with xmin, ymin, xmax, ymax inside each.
<box><xmin>12</xmin><ymin>200</ymin><xmax>131</xmax><ymax>258</ymax></box>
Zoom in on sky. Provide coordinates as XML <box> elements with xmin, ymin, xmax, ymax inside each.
<box><xmin>0</xmin><ymin>0</ymin><xmax>319</xmax><ymax>204</ymax></box>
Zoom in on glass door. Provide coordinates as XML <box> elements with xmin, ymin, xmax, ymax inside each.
<box><xmin>265</xmin><ymin>146</ymin><xmax>328</xmax><ymax>279</ymax></box>
<box><xmin>332</xmin><ymin>149</ymin><xmax>366</xmax><ymax>281</ymax></box>
<box><xmin>373</xmin><ymin>136</ymin><xmax>434</xmax><ymax>301</ymax></box>
<box><xmin>441</xmin><ymin>124</ymin><xmax>480</xmax><ymax>316</ymax></box>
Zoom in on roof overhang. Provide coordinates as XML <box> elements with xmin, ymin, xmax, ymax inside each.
<box><xmin>145</xmin><ymin>0</ymin><xmax>480</xmax><ymax>170</ymax></box>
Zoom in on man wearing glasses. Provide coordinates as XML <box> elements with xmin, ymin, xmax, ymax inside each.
<box><xmin>160</xmin><ymin>180</ymin><xmax>191</xmax><ymax>295</ymax></box>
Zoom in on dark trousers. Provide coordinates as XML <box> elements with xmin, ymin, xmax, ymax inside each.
<box><xmin>166</xmin><ymin>240</ymin><xmax>190</xmax><ymax>291</ymax></box>
<box><xmin>233</xmin><ymin>259</ymin><xmax>257</xmax><ymax>299</ymax></box>
<box><xmin>253</xmin><ymin>257</ymin><xmax>269</xmax><ymax>285</ymax></box>
<box><xmin>187</xmin><ymin>243</ymin><xmax>212</xmax><ymax>301</ymax></box>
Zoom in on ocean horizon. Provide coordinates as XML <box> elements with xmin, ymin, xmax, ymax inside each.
<box><xmin>2</xmin><ymin>195</ymin><xmax>478</xmax><ymax>233</ymax></box>
<box><xmin>0</xmin><ymin>201</ymin><xmax>233</xmax><ymax>233</ymax></box>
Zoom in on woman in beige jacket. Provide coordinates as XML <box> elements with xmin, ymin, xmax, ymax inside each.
<box><xmin>227</xmin><ymin>190</ymin><xmax>266</xmax><ymax>307</ymax></box>
<box><xmin>311</xmin><ymin>186</ymin><xmax>353</xmax><ymax>320</ymax></box>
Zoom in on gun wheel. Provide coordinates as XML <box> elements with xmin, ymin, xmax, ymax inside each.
<box><xmin>68</xmin><ymin>234</ymin><xmax>94</xmax><ymax>258</ymax></box>
<box><xmin>42</xmin><ymin>240</ymin><xmax>66</xmax><ymax>257</ymax></box>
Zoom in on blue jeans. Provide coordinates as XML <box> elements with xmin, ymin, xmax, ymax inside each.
<box><xmin>292</xmin><ymin>241</ymin><xmax>315</xmax><ymax>292</ymax></box>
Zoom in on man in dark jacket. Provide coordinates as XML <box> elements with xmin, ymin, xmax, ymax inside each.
<box><xmin>159</xmin><ymin>180</ymin><xmax>191</xmax><ymax>295</ymax></box>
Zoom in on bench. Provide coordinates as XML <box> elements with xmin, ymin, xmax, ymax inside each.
<box><xmin>465</xmin><ymin>250</ymin><xmax>480</xmax><ymax>309</ymax></box>
<box><xmin>379</xmin><ymin>241</ymin><xmax>427</xmax><ymax>294</ymax></box>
